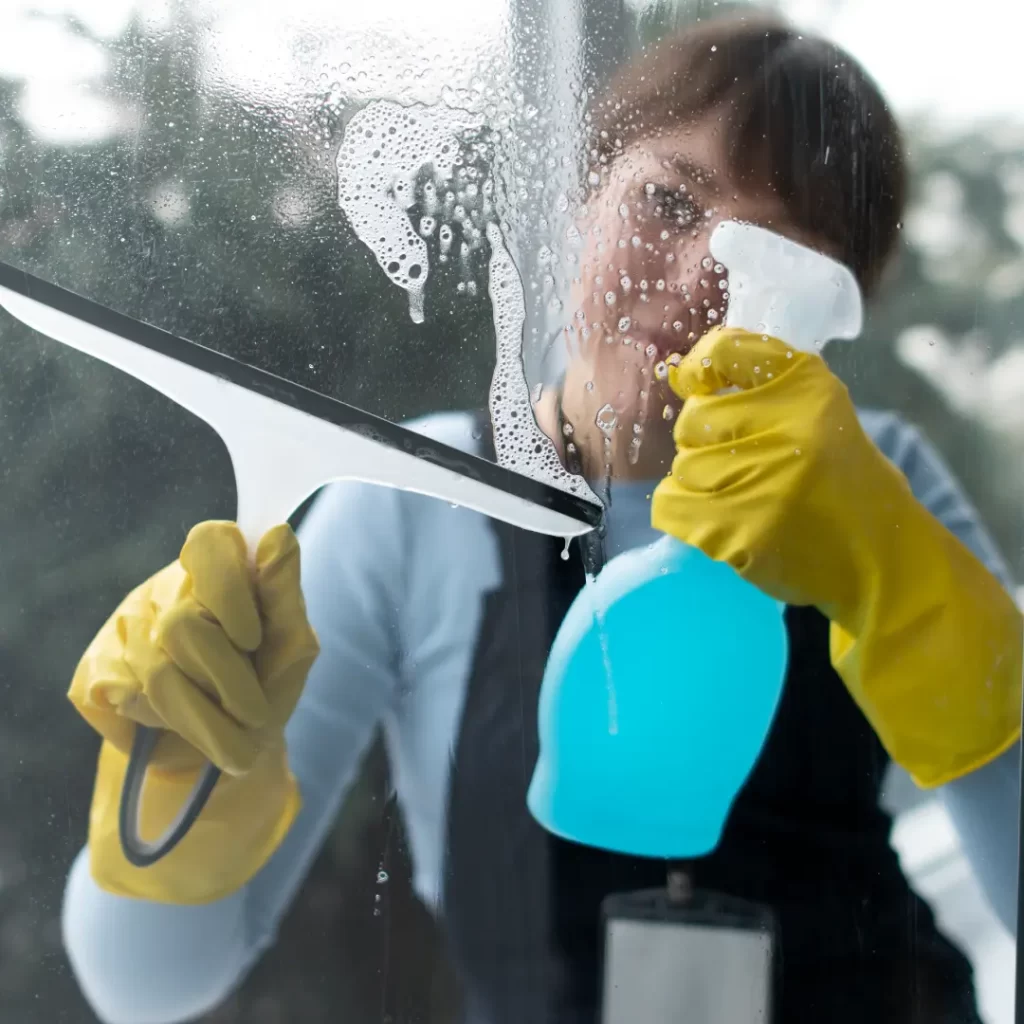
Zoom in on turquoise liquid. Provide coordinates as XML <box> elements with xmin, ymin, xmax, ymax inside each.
<box><xmin>527</xmin><ymin>535</ymin><xmax>789</xmax><ymax>858</ymax></box>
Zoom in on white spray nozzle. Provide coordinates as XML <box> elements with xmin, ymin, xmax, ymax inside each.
<box><xmin>710</xmin><ymin>221</ymin><xmax>863</xmax><ymax>354</ymax></box>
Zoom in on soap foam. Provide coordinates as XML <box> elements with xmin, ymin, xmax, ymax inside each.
<box><xmin>486</xmin><ymin>223</ymin><xmax>599</xmax><ymax>503</ymax></box>
<box><xmin>336</xmin><ymin>100</ymin><xmax>482</xmax><ymax>323</ymax></box>
<box><xmin>337</xmin><ymin>99</ymin><xmax>598</xmax><ymax>504</ymax></box>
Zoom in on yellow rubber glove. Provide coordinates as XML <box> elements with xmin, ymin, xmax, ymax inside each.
<box><xmin>651</xmin><ymin>327</ymin><xmax>1022</xmax><ymax>788</ymax></box>
<box><xmin>69</xmin><ymin>521</ymin><xmax>320</xmax><ymax>903</ymax></box>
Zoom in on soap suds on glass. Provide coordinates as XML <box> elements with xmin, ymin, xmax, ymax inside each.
<box><xmin>487</xmin><ymin>223</ymin><xmax>600</xmax><ymax>502</ymax></box>
<box><xmin>336</xmin><ymin>100</ymin><xmax>481</xmax><ymax>324</ymax></box>
<box><xmin>337</xmin><ymin>99</ymin><xmax>599</xmax><ymax>505</ymax></box>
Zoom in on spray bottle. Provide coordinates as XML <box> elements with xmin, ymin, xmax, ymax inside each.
<box><xmin>527</xmin><ymin>220</ymin><xmax>864</xmax><ymax>859</ymax></box>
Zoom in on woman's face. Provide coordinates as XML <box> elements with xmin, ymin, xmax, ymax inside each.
<box><xmin>560</xmin><ymin>118</ymin><xmax>793</xmax><ymax>460</ymax></box>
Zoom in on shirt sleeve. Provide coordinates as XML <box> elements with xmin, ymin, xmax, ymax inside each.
<box><xmin>61</xmin><ymin>479</ymin><xmax>407</xmax><ymax>1024</ymax></box>
<box><xmin>867</xmin><ymin>412</ymin><xmax>1020</xmax><ymax>937</ymax></box>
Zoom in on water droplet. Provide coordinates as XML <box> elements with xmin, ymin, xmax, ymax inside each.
<box><xmin>604</xmin><ymin>291</ymin><xmax>617</xmax><ymax>305</ymax></box>
<box><xmin>620</xmin><ymin>275</ymin><xmax>633</xmax><ymax>292</ymax></box>
<box><xmin>562</xmin><ymin>421</ymin><xmax>574</xmax><ymax>436</ymax></box>
<box><xmin>662</xmin><ymin>404</ymin><xmax>676</xmax><ymax>421</ymax></box>
<box><xmin>794</xmin><ymin>448</ymin><xmax>802</xmax><ymax>456</ymax></box>
<box><xmin>707</xmin><ymin>309</ymin><xmax>719</xmax><ymax>321</ymax></box>
<box><xmin>667</xmin><ymin>353</ymin><xmax>683</xmax><ymax>366</ymax></box>
<box><xmin>377</xmin><ymin>870</ymin><xmax>389</xmax><ymax>884</ymax></box>
<box><xmin>655</xmin><ymin>279</ymin><xmax>665</xmax><ymax>291</ymax></box>
<box><xmin>713</xmin><ymin>263</ymin><xmax>724</xmax><ymax>274</ymax></box>
<box><xmin>753</xmin><ymin>365</ymin><xmax>761</xmax><ymax>374</ymax></box>
<box><xmin>701</xmin><ymin>256</ymin><xmax>713</xmax><ymax>270</ymax></box>
<box><xmin>618</xmin><ymin>316</ymin><xmax>632</xmax><ymax>332</ymax></box>
<box><xmin>645</xmin><ymin>343</ymin><xmax>657</xmax><ymax>358</ymax></box>
<box><xmin>585</xmin><ymin>380</ymin><xmax>595</xmax><ymax>391</ymax></box>
<box><xmin>655</xmin><ymin>361</ymin><xmax>668</xmax><ymax>380</ymax></box>
<box><xmin>561</xmin><ymin>538</ymin><xmax>571</xmax><ymax>561</ymax></box>
<box><xmin>595</xmin><ymin>403</ymin><xmax>618</xmax><ymax>433</ymax></box>
<box><xmin>645</xmin><ymin>182</ymin><xmax>657</xmax><ymax>196</ymax></box>
<box><xmin>701</xmin><ymin>356</ymin><xmax>712</xmax><ymax>368</ymax></box>
<box><xmin>718</xmin><ymin>279</ymin><xmax>728</xmax><ymax>290</ymax></box>
<box><xmin>673</xmin><ymin>320</ymin><xmax>683</xmax><ymax>333</ymax></box>
<box><xmin>786</xmin><ymin>350</ymin><xmax>794</xmax><ymax>359</ymax></box>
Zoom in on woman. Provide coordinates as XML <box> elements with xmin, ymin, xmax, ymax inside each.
<box><xmin>62</xmin><ymin>13</ymin><xmax>1020</xmax><ymax>1024</ymax></box>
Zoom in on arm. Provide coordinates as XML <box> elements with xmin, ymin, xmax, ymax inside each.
<box><xmin>875</xmin><ymin>414</ymin><xmax>1020</xmax><ymax>937</ymax></box>
<box><xmin>940</xmin><ymin>742</ymin><xmax>1019</xmax><ymax>937</ymax></box>
<box><xmin>62</xmin><ymin>480</ymin><xmax>406</xmax><ymax>1024</ymax></box>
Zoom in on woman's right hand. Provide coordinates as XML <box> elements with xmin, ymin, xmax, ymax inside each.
<box><xmin>69</xmin><ymin>521</ymin><xmax>320</xmax><ymax>776</ymax></box>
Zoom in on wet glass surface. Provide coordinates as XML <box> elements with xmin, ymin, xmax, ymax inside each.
<box><xmin>0</xmin><ymin>2</ymin><xmax>1020</xmax><ymax>1022</ymax></box>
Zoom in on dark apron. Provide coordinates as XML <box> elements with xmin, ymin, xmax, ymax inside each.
<box><xmin>443</xmin><ymin>421</ymin><xmax>980</xmax><ymax>1024</ymax></box>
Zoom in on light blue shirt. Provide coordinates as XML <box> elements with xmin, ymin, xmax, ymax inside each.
<box><xmin>61</xmin><ymin>410</ymin><xmax>1020</xmax><ymax>1024</ymax></box>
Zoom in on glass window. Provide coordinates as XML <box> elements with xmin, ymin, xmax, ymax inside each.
<box><xmin>0</xmin><ymin>1</ymin><xmax>1018</xmax><ymax>1022</ymax></box>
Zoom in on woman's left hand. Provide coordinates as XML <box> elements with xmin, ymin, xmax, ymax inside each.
<box><xmin>652</xmin><ymin>327</ymin><xmax>1022</xmax><ymax>789</ymax></box>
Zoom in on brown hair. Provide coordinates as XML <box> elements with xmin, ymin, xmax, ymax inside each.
<box><xmin>592</xmin><ymin>12</ymin><xmax>907</xmax><ymax>297</ymax></box>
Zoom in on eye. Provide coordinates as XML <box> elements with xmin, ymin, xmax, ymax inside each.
<box><xmin>646</xmin><ymin>185</ymin><xmax>701</xmax><ymax>229</ymax></box>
